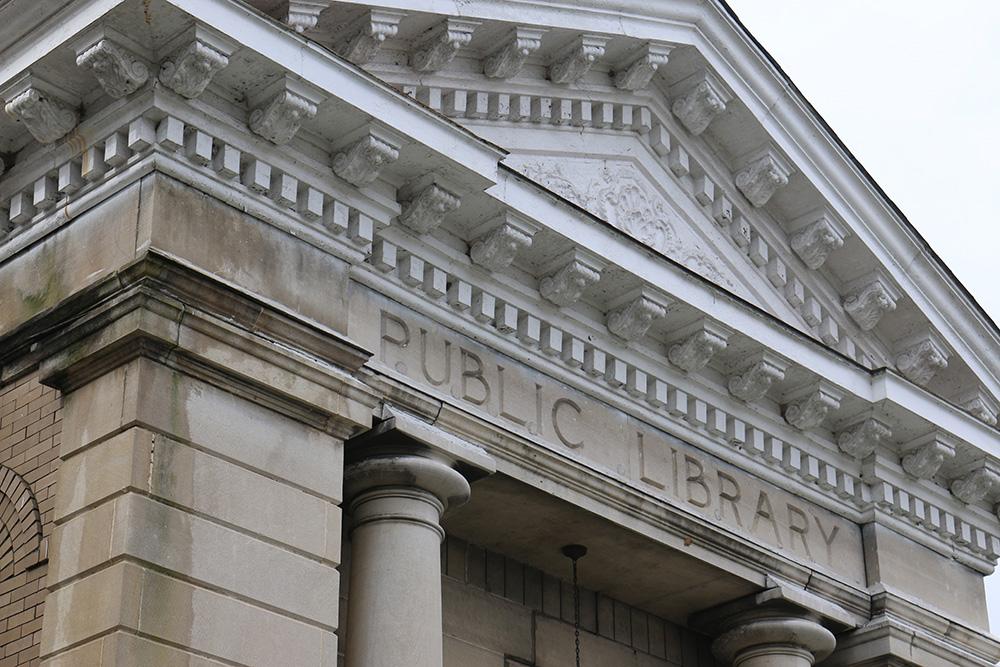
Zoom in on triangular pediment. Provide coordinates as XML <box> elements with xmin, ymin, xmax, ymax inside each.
<box><xmin>275</xmin><ymin>0</ymin><xmax>1000</xmax><ymax>424</ymax></box>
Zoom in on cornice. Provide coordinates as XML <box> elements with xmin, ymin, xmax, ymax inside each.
<box><xmin>384</xmin><ymin>74</ymin><xmax>883</xmax><ymax>368</ymax></box>
<box><xmin>2</xmin><ymin>251</ymin><xmax>376</xmax><ymax>436</ymax></box>
<box><xmin>6</xmin><ymin>3</ymin><xmax>995</xmax><ymax>417</ymax></box>
<box><xmin>825</xmin><ymin>586</ymin><xmax>1000</xmax><ymax>667</ymax></box>
<box><xmin>357</xmin><ymin>213</ymin><xmax>1000</xmax><ymax>573</ymax></box>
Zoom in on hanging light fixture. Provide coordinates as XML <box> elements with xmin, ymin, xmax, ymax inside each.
<box><xmin>561</xmin><ymin>544</ymin><xmax>588</xmax><ymax>667</ymax></box>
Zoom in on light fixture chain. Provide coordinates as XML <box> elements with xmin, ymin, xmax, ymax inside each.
<box><xmin>573</xmin><ymin>557</ymin><xmax>581</xmax><ymax>667</ymax></box>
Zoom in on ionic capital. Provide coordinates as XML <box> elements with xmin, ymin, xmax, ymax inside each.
<box><xmin>332</xmin><ymin>125</ymin><xmax>401</xmax><ymax>186</ymax></box>
<box><xmin>782</xmin><ymin>381</ymin><xmax>843</xmax><ymax>431</ymax></box>
<box><xmin>158</xmin><ymin>25</ymin><xmax>237</xmax><ymax>99</ymax></box>
<box><xmin>836</xmin><ymin>416</ymin><xmax>892</xmax><ymax>459</ymax></box>
<box><xmin>275</xmin><ymin>0</ymin><xmax>330</xmax><ymax>34</ymax></box>
<box><xmin>397</xmin><ymin>174</ymin><xmax>461</xmax><ymax>234</ymax></box>
<box><xmin>901</xmin><ymin>431</ymin><xmax>956</xmax><ymax>479</ymax></box>
<box><xmin>842</xmin><ymin>270</ymin><xmax>899</xmax><ymax>331</ymax></box>
<box><xmin>335</xmin><ymin>9</ymin><xmax>405</xmax><ymax>63</ymax></box>
<box><xmin>73</xmin><ymin>26</ymin><xmax>150</xmax><ymax>99</ymax></box>
<box><xmin>248</xmin><ymin>75</ymin><xmax>325</xmax><ymax>145</ymax></box>
<box><xmin>895</xmin><ymin>331</ymin><xmax>950</xmax><ymax>387</ymax></box>
<box><xmin>1</xmin><ymin>74</ymin><xmax>79</xmax><ymax>144</ymax></box>
<box><xmin>671</xmin><ymin>70</ymin><xmax>731</xmax><ymax>135</ymax></box>
<box><xmin>728</xmin><ymin>352</ymin><xmax>787</xmax><ymax>403</ymax></box>
<box><xmin>613</xmin><ymin>42</ymin><xmax>673</xmax><ymax>91</ymax></box>
<box><xmin>788</xmin><ymin>208</ymin><xmax>847</xmax><ymax>270</ymax></box>
<box><xmin>410</xmin><ymin>18</ymin><xmax>480</xmax><ymax>72</ymax></box>
<box><xmin>957</xmin><ymin>388</ymin><xmax>999</xmax><ymax>427</ymax></box>
<box><xmin>667</xmin><ymin>318</ymin><xmax>731</xmax><ymax>374</ymax></box>
<box><xmin>950</xmin><ymin>460</ymin><xmax>1000</xmax><ymax>505</ymax></box>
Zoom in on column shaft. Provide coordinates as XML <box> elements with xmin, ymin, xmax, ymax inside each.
<box><xmin>343</xmin><ymin>453</ymin><xmax>470</xmax><ymax>667</ymax></box>
<box><xmin>346</xmin><ymin>487</ymin><xmax>446</xmax><ymax>667</ymax></box>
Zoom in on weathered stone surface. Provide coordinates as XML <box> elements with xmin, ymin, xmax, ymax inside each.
<box><xmin>0</xmin><ymin>183</ymin><xmax>141</xmax><ymax>336</ymax></box>
<box><xmin>863</xmin><ymin>523</ymin><xmax>989</xmax><ymax>629</ymax></box>
<box><xmin>56</xmin><ymin>427</ymin><xmax>342</xmax><ymax>562</ymax></box>
<box><xmin>49</xmin><ymin>493</ymin><xmax>340</xmax><ymax>625</ymax></box>
<box><xmin>352</xmin><ymin>287</ymin><xmax>865</xmax><ymax>585</ymax></box>
<box><xmin>139</xmin><ymin>173</ymin><xmax>352</xmax><ymax>335</ymax></box>
<box><xmin>443</xmin><ymin>578</ymin><xmax>534</xmax><ymax>660</ymax></box>
<box><xmin>61</xmin><ymin>360</ymin><xmax>343</xmax><ymax>498</ymax></box>
<box><xmin>41</xmin><ymin>562</ymin><xmax>336</xmax><ymax>664</ymax></box>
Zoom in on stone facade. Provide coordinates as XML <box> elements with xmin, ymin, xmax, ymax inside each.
<box><xmin>0</xmin><ymin>1</ymin><xmax>999</xmax><ymax>666</ymax></box>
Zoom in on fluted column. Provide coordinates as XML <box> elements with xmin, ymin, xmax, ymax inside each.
<box><xmin>712</xmin><ymin>609</ymin><xmax>836</xmax><ymax>667</ymax></box>
<box><xmin>343</xmin><ymin>450</ymin><xmax>470</xmax><ymax>667</ymax></box>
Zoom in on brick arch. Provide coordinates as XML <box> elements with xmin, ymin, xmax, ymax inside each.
<box><xmin>0</xmin><ymin>466</ymin><xmax>42</xmax><ymax>581</ymax></box>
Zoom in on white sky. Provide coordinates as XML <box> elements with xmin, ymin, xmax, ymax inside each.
<box><xmin>725</xmin><ymin>0</ymin><xmax>1000</xmax><ymax>631</ymax></box>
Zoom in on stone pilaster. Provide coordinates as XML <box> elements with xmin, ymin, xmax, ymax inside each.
<box><xmin>6</xmin><ymin>251</ymin><xmax>375</xmax><ymax>666</ymax></box>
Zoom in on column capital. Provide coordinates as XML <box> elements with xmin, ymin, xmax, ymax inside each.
<box><xmin>344</xmin><ymin>403</ymin><xmax>495</xmax><ymax>510</ymax></box>
<box><xmin>344</xmin><ymin>454</ymin><xmax>470</xmax><ymax>518</ymax></box>
<box><xmin>692</xmin><ymin>577</ymin><xmax>853</xmax><ymax>666</ymax></box>
<box><xmin>712</xmin><ymin>610</ymin><xmax>835</xmax><ymax>666</ymax></box>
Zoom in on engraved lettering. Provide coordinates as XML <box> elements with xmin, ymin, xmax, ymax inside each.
<box><xmin>419</xmin><ymin>328</ymin><xmax>451</xmax><ymax>386</ymax></box>
<box><xmin>460</xmin><ymin>348</ymin><xmax>490</xmax><ymax>406</ymax></box>
<box><xmin>369</xmin><ymin>307</ymin><xmax>861</xmax><ymax>583</ymax></box>
<box><xmin>717</xmin><ymin>471</ymin><xmax>742</xmax><ymax>528</ymax></box>
<box><xmin>751</xmin><ymin>491</ymin><xmax>783</xmax><ymax>547</ymax></box>
<box><xmin>380</xmin><ymin>310</ymin><xmax>410</xmax><ymax>373</ymax></box>
<box><xmin>553</xmin><ymin>398</ymin><xmax>584</xmax><ymax>449</ymax></box>
<box><xmin>787</xmin><ymin>504</ymin><xmax>812</xmax><ymax>559</ymax></box>
<box><xmin>814</xmin><ymin>516</ymin><xmax>840</xmax><ymax>565</ymax></box>
<box><xmin>498</xmin><ymin>365</ymin><xmax>528</xmax><ymax>427</ymax></box>
<box><xmin>685</xmin><ymin>455</ymin><xmax>711</xmax><ymax>508</ymax></box>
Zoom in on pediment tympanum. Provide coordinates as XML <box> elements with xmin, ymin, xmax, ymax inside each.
<box><xmin>516</xmin><ymin>158</ymin><xmax>746</xmax><ymax>294</ymax></box>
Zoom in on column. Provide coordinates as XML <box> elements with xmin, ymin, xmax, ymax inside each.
<box><xmin>342</xmin><ymin>407</ymin><xmax>495</xmax><ymax>667</ymax></box>
<box><xmin>344</xmin><ymin>453</ymin><xmax>469</xmax><ymax>667</ymax></box>
<box><xmin>712</xmin><ymin>609</ymin><xmax>835</xmax><ymax>667</ymax></box>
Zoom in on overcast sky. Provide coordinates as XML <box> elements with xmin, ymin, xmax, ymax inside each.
<box><xmin>726</xmin><ymin>0</ymin><xmax>1000</xmax><ymax>631</ymax></box>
